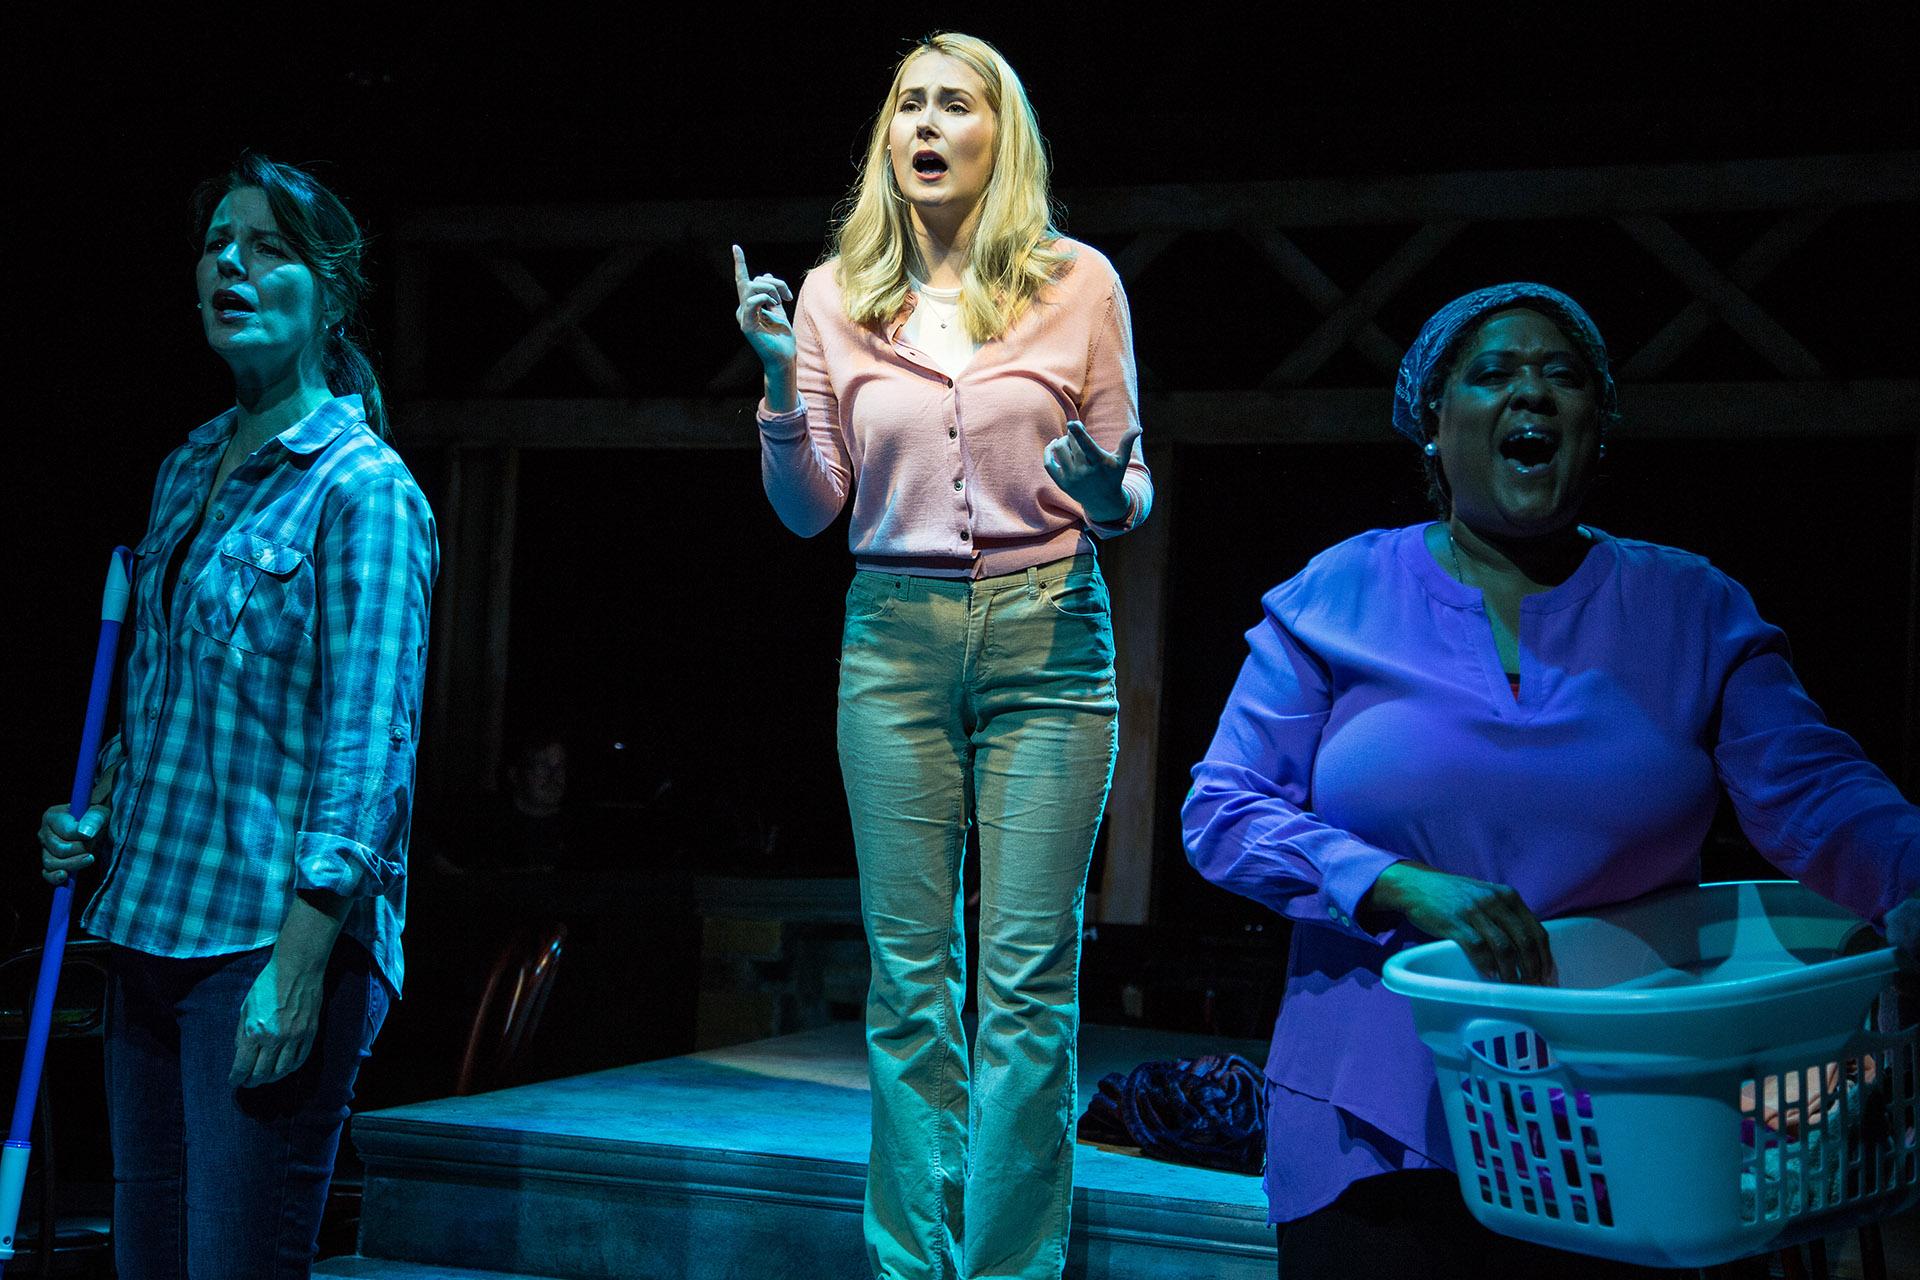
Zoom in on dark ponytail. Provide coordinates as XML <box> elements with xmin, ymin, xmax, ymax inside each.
<box><xmin>194</xmin><ymin>153</ymin><xmax>388</xmax><ymax>439</ymax></box>
<box><xmin>322</xmin><ymin>324</ymin><xmax>386</xmax><ymax>441</ymax></box>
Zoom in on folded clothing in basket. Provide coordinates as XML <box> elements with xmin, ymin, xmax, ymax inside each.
<box><xmin>1739</xmin><ymin>1079</ymin><xmax>1897</xmax><ymax>1221</ymax></box>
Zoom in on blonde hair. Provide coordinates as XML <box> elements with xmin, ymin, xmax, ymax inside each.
<box><xmin>830</xmin><ymin>32</ymin><xmax>1071</xmax><ymax>342</ymax></box>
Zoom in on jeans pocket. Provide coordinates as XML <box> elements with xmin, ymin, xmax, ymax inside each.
<box><xmin>1042</xmin><ymin>570</ymin><xmax>1109</xmax><ymax>620</ymax></box>
<box><xmin>188</xmin><ymin>531</ymin><xmax>314</xmax><ymax>657</ymax></box>
<box><xmin>845</xmin><ymin>575</ymin><xmax>895</xmax><ymax>623</ymax></box>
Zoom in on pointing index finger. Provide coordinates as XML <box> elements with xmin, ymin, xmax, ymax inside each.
<box><xmin>731</xmin><ymin>245</ymin><xmax>751</xmax><ymax>295</ymax></box>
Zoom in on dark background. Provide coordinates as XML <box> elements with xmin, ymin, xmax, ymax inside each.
<box><xmin>6</xmin><ymin>4</ymin><xmax>1917</xmax><ymax>1080</ymax></box>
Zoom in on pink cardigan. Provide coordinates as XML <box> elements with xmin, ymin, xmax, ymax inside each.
<box><xmin>757</xmin><ymin>238</ymin><xmax>1152</xmax><ymax>578</ymax></box>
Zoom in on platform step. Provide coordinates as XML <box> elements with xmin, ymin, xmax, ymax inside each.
<box><xmin>348</xmin><ymin>1022</ymin><xmax>1275</xmax><ymax>1280</ymax></box>
<box><xmin>316</xmin><ymin>1259</ymin><xmax>565</xmax><ymax>1280</ymax></box>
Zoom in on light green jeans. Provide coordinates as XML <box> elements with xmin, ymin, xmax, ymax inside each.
<box><xmin>838</xmin><ymin>554</ymin><xmax>1119</xmax><ymax>1280</ymax></box>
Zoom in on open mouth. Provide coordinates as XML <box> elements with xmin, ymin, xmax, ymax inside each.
<box><xmin>1498</xmin><ymin>427</ymin><xmax>1559</xmax><ymax>473</ymax></box>
<box><xmin>912</xmin><ymin>150</ymin><xmax>948</xmax><ymax>177</ymax></box>
<box><xmin>211</xmin><ymin>289</ymin><xmax>255</xmax><ymax>315</ymax></box>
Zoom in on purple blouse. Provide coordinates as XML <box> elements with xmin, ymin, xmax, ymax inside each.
<box><xmin>1182</xmin><ymin>523</ymin><xmax>1920</xmax><ymax>1221</ymax></box>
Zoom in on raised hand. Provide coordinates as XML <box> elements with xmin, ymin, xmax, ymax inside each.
<box><xmin>1043</xmin><ymin>420</ymin><xmax>1140</xmax><ymax>526</ymax></box>
<box><xmin>1366</xmin><ymin>860</ymin><xmax>1556</xmax><ymax>985</ymax></box>
<box><xmin>732</xmin><ymin>245</ymin><xmax>796</xmax><ymax>375</ymax></box>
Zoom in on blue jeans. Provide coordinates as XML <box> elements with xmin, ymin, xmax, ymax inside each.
<box><xmin>838</xmin><ymin>555</ymin><xmax>1119</xmax><ymax>1280</ymax></box>
<box><xmin>104</xmin><ymin>939</ymin><xmax>387</xmax><ymax>1279</ymax></box>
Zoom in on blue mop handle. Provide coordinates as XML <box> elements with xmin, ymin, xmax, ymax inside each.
<box><xmin>1</xmin><ymin>546</ymin><xmax>131</xmax><ymax>1266</ymax></box>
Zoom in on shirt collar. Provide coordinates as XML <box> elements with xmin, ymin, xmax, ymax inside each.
<box><xmin>184</xmin><ymin>394</ymin><xmax>366</xmax><ymax>457</ymax></box>
<box><xmin>1401</xmin><ymin>521</ymin><xmax>1615</xmax><ymax>613</ymax></box>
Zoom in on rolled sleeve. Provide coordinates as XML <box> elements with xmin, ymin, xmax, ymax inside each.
<box><xmin>294</xmin><ymin>829</ymin><xmax>403</xmax><ymax>896</ymax></box>
<box><xmin>297</xmin><ymin>475</ymin><xmax>436</xmax><ymax>900</ymax></box>
<box><xmin>1183</xmin><ymin>592</ymin><xmax>1405</xmax><ymax>945</ymax></box>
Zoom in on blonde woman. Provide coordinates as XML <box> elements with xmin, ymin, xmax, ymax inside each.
<box><xmin>730</xmin><ymin>32</ymin><xmax>1151</xmax><ymax>1280</ymax></box>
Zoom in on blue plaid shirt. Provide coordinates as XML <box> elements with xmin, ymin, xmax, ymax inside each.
<box><xmin>83</xmin><ymin>396</ymin><xmax>437</xmax><ymax>994</ymax></box>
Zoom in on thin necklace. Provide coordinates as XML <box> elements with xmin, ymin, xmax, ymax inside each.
<box><xmin>917</xmin><ymin>291</ymin><xmax>960</xmax><ymax>330</ymax></box>
<box><xmin>911</xmin><ymin>275</ymin><xmax>962</xmax><ymax>330</ymax></box>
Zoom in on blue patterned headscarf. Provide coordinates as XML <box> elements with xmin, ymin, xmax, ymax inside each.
<box><xmin>1391</xmin><ymin>283</ymin><xmax>1619</xmax><ymax>444</ymax></box>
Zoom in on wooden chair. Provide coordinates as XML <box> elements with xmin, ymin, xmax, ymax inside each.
<box><xmin>321</xmin><ymin>919</ymin><xmax>571</xmax><ymax>1257</ymax></box>
<box><xmin>455</xmin><ymin>920</ymin><xmax>568</xmax><ymax>1097</ymax></box>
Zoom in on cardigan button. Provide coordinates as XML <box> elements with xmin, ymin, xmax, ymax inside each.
<box><xmin>953</xmin><ymin>478</ymin><xmax>964</xmax><ymax>491</ymax></box>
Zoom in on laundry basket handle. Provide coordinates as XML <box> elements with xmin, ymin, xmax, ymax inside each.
<box><xmin>1459</xmin><ymin>1017</ymin><xmax>1560</xmax><ymax>1076</ymax></box>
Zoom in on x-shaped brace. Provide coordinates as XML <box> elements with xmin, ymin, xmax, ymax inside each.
<box><xmin>1619</xmin><ymin>209</ymin><xmax>1832</xmax><ymax>379</ymax></box>
<box><xmin>481</xmin><ymin>243</ymin><xmax>653</xmax><ymax>394</ymax></box>
<box><xmin>1261</xmin><ymin>222</ymin><xmax>1465</xmax><ymax>390</ymax></box>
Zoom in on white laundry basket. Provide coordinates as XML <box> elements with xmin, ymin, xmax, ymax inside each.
<box><xmin>1380</xmin><ymin>881</ymin><xmax>1918</xmax><ymax>1267</ymax></box>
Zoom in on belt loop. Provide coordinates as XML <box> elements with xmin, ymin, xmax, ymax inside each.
<box><xmin>1025</xmin><ymin>565</ymin><xmax>1040</xmax><ymax>598</ymax></box>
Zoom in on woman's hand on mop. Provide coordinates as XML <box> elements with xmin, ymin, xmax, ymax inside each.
<box><xmin>38</xmin><ymin>802</ymin><xmax>108</xmax><ymax>885</ymax></box>
<box><xmin>1366</xmin><ymin>861</ymin><xmax>1556</xmax><ymax>985</ymax></box>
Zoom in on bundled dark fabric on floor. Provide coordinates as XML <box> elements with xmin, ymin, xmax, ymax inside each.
<box><xmin>1076</xmin><ymin>1052</ymin><xmax>1266</xmax><ymax>1173</ymax></box>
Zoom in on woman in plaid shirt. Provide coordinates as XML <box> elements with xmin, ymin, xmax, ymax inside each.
<box><xmin>37</xmin><ymin>154</ymin><xmax>436</xmax><ymax>1280</ymax></box>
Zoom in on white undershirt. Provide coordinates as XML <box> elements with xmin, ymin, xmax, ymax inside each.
<box><xmin>902</xmin><ymin>278</ymin><xmax>983</xmax><ymax>377</ymax></box>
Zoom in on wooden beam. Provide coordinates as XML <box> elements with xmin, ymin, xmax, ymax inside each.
<box><xmin>1066</xmin><ymin>153</ymin><xmax>1920</xmax><ymax>234</ymax></box>
<box><xmin>395</xmin><ymin>153</ymin><xmax>1920</xmax><ymax>249</ymax></box>
<box><xmin>415</xmin><ymin>447</ymin><xmax>523</xmax><ymax>804</ymax></box>
<box><xmin>1251</xmin><ymin>229</ymin><xmax>1403</xmax><ymax>376</ymax></box>
<box><xmin>1263</xmin><ymin>222</ymin><xmax>1463</xmax><ymax>388</ymax></box>
<box><xmin>398</xmin><ymin>396</ymin><xmax>761</xmax><ymax>449</ymax></box>
<box><xmin>1615</xmin><ymin>214</ymin><xmax>1826</xmax><ymax>379</ymax></box>
<box><xmin>1111</xmin><ymin>229</ymin><xmax>1179</xmax><ymax>284</ymax></box>
<box><xmin>706</xmin><ymin>347</ymin><xmax>764</xmax><ymax>396</ymax></box>
<box><xmin>1622</xmin><ymin>208</ymin><xmax>1832</xmax><ymax>380</ymax></box>
<box><xmin>480</xmin><ymin>245</ymin><xmax>650</xmax><ymax>394</ymax></box>
<box><xmin>392</xmin><ymin>381</ymin><xmax>1920</xmax><ymax>452</ymax></box>
<box><xmin>1097</xmin><ymin>449</ymin><xmax>1174</xmax><ymax>925</ymax></box>
<box><xmin>1586</xmin><ymin>380</ymin><xmax>1918</xmax><ymax>440</ymax></box>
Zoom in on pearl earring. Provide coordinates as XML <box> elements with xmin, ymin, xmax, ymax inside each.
<box><xmin>1598</xmin><ymin>442</ymin><xmax>1608</xmax><ymax>458</ymax></box>
<box><xmin>1422</xmin><ymin>441</ymin><xmax>1438</xmax><ymax>457</ymax></box>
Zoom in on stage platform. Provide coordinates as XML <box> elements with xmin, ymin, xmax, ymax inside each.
<box><xmin>316</xmin><ymin>1021</ymin><xmax>1273</xmax><ymax>1280</ymax></box>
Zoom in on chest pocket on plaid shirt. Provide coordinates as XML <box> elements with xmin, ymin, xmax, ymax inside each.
<box><xmin>190</xmin><ymin>531</ymin><xmax>314</xmax><ymax>658</ymax></box>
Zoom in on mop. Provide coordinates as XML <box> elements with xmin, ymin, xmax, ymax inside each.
<box><xmin>0</xmin><ymin>547</ymin><xmax>132</xmax><ymax>1270</ymax></box>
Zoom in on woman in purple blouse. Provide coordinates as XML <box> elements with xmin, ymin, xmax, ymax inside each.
<box><xmin>1181</xmin><ymin>283</ymin><xmax>1920</xmax><ymax>1279</ymax></box>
